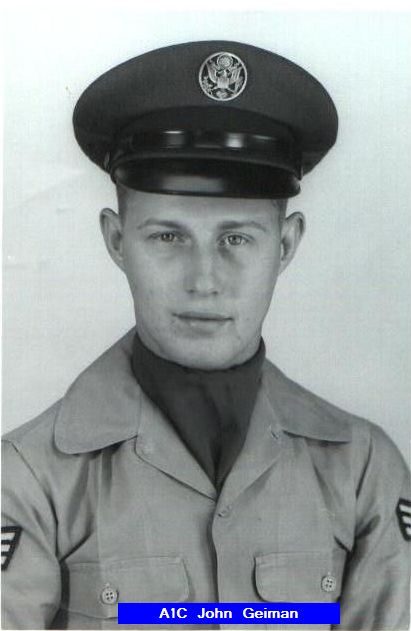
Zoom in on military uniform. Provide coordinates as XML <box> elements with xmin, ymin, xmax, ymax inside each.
<box><xmin>2</xmin><ymin>40</ymin><xmax>411</xmax><ymax>629</ymax></box>
<box><xmin>2</xmin><ymin>330</ymin><xmax>410</xmax><ymax>629</ymax></box>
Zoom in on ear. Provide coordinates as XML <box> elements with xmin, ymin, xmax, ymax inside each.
<box><xmin>100</xmin><ymin>208</ymin><xmax>126</xmax><ymax>272</ymax></box>
<box><xmin>279</xmin><ymin>212</ymin><xmax>305</xmax><ymax>274</ymax></box>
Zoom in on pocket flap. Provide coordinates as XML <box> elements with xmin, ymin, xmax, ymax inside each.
<box><xmin>62</xmin><ymin>556</ymin><xmax>189</xmax><ymax>618</ymax></box>
<box><xmin>255</xmin><ymin>549</ymin><xmax>346</xmax><ymax>603</ymax></box>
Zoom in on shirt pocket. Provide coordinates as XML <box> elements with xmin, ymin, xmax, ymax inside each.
<box><xmin>60</xmin><ymin>556</ymin><xmax>190</xmax><ymax>620</ymax></box>
<box><xmin>255</xmin><ymin>548</ymin><xmax>346</xmax><ymax>602</ymax></box>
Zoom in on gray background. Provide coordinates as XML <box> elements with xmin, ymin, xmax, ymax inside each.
<box><xmin>2</xmin><ymin>8</ymin><xmax>411</xmax><ymax>463</ymax></box>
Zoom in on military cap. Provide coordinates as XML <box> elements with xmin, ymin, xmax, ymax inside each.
<box><xmin>73</xmin><ymin>40</ymin><xmax>338</xmax><ymax>198</ymax></box>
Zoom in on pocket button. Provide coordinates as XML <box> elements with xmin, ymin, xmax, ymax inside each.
<box><xmin>321</xmin><ymin>574</ymin><xmax>337</xmax><ymax>593</ymax></box>
<box><xmin>100</xmin><ymin>583</ymin><xmax>119</xmax><ymax>605</ymax></box>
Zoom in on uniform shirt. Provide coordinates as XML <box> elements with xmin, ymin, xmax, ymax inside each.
<box><xmin>2</xmin><ymin>329</ymin><xmax>410</xmax><ymax>630</ymax></box>
<box><xmin>131</xmin><ymin>332</ymin><xmax>265</xmax><ymax>488</ymax></box>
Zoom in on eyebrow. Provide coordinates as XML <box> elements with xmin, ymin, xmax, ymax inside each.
<box><xmin>136</xmin><ymin>218</ymin><xmax>268</xmax><ymax>232</ymax></box>
<box><xmin>217</xmin><ymin>220</ymin><xmax>268</xmax><ymax>233</ymax></box>
<box><xmin>136</xmin><ymin>219</ymin><xmax>186</xmax><ymax>230</ymax></box>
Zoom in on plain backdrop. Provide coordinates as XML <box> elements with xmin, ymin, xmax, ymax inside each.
<box><xmin>2</xmin><ymin>8</ymin><xmax>411</xmax><ymax>463</ymax></box>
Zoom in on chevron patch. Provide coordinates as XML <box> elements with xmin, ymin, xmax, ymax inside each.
<box><xmin>1</xmin><ymin>526</ymin><xmax>22</xmax><ymax>571</ymax></box>
<box><xmin>396</xmin><ymin>499</ymin><xmax>411</xmax><ymax>542</ymax></box>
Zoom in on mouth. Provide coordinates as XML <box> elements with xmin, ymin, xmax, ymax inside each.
<box><xmin>174</xmin><ymin>311</ymin><xmax>233</xmax><ymax>335</ymax></box>
<box><xmin>176</xmin><ymin>311</ymin><xmax>232</xmax><ymax>322</ymax></box>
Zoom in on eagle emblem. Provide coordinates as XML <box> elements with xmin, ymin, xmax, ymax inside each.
<box><xmin>199</xmin><ymin>52</ymin><xmax>247</xmax><ymax>101</ymax></box>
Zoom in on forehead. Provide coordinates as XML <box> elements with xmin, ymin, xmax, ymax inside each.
<box><xmin>118</xmin><ymin>189</ymin><xmax>280</xmax><ymax>228</ymax></box>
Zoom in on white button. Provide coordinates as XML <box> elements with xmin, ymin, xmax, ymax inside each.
<box><xmin>321</xmin><ymin>574</ymin><xmax>337</xmax><ymax>593</ymax></box>
<box><xmin>218</xmin><ymin>506</ymin><xmax>232</xmax><ymax>518</ymax></box>
<box><xmin>100</xmin><ymin>584</ymin><xmax>118</xmax><ymax>605</ymax></box>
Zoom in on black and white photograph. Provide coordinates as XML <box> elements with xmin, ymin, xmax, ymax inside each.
<box><xmin>2</xmin><ymin>5</ymin><xmax>411</xmax><ymax>630</ymax></box>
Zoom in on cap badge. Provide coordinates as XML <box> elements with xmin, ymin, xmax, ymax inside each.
<box><xmin>199</xmin><ymin>52</ymin><xmax>247</xmax><ymax>101</ymax></box>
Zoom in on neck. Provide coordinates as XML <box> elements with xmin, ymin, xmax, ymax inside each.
<box><xmin>135</xmin><ymin>328</ymin><xmax>262</xmax><ymax>371</ymax></box>
<box><xmin>131</xmin><ymin>331</ymin><xmax>266</xmax><ymax>487</ymax></box>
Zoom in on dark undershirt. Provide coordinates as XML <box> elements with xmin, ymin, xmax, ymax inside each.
<box><xmin>131</xmin><ymin>333</ymin><xmax>265</xmax><ymax>489</ymax></box>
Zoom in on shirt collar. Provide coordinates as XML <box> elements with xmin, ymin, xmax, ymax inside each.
<box><xmin>262</xmin><ymin>361</ymin><xmax>352</xmax><ymax>443</ymax></box>
<box><xmin>54</xmin><ymin>329</ymin><xmax>351</xmax><ymax>454</ymax></box>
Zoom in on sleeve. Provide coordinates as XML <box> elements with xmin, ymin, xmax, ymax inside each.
<box><xmin>337</xmin><ymin>425</ymin><xmax>411</xmax><ymax>631</ymax></box>
<box><xmin>2</xmin><ymin>439</ymin><xmax>61</xmax><ymax>630</ymax></box>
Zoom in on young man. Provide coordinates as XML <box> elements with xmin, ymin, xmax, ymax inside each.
<box><xmin>2</xmin><ymin>41</ymin><xmax>410</xmax><ymax>630</ymax></box>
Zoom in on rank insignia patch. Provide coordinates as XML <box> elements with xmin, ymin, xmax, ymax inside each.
<box><xmin>396</xmin><ymin>499</ymin><xmax>411</xmax><ymax>541</ymax></box>
<box><xmin>1</xmin><ymin>526</ymin><xmax>22</xmax><ymax>570</ymax></box>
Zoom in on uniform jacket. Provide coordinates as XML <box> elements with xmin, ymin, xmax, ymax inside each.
<box><xmin>2</xmin><ymin>330</ymin><xmax>410</xmax><ymax>630</ymax></box>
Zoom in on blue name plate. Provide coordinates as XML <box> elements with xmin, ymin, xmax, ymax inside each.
<box><xmin>118</xmin><ymin>602</ymin><xmax>340</xmax><ymax>625</ymax></box>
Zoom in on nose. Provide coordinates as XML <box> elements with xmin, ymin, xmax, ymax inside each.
<box><xmin>184</xmin><ymin>245</ymin><xmax>220</xmax><ymax>296</ymax></box>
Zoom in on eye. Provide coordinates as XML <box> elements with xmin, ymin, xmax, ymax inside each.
<box><xmin>159</xmin><ymin>232</ymin><xmax>177</xmax><ymax>243</ymax></box>
<box><xmin>219</xmin><ymin>234</ymin><xmax>249</xmax><ymax>247</ymax></box>
<box><xmin>150</xmin><ymin>231</ymin><xmax>182</xmax><ymax>244</ymax></box>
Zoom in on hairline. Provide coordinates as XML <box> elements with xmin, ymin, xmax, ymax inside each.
<box><xmin>116</xmin><ymin>183</ymin><xmax>288</xmax><ymax>222</ymax></box>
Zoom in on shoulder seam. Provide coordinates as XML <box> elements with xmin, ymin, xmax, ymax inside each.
<box><xmin>2</xmin><ymin>441</ymin><xmax>53</xmax><ymax>506</ymax></box>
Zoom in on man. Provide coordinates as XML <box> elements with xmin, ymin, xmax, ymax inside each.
<box><xmin>2</xmin><ymin>40</ymin><xmax>410</xmax><ymax>630</ymax></box>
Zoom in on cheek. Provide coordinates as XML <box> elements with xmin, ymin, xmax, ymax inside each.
<box><xmin>237</xmin><ymin>256</ymin><xmax>279</xmax><ymax>318</ymax></box>
<box><xmin>123</xmin><ymin>248</ymin><xmax>180</xmax><ymax>314</ymax></box>
<box><xmin>123</xmin><ymin>249</ymin><xmax>154</xmax><ymax>299</ymax></box>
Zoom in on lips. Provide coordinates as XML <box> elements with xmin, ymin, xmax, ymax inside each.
<box><xmin>176</xmin><ymin>311</ymin><xmax>232</xmax><ymax>322</ymax></box>
<box><xmin>174</xmin><ymin>311</ymin><xmax>233</xmax><ymax>336</ymax></box>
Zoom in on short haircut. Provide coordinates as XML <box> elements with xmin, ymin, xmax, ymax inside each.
<box><xmin>116</xmin><ymin>183</ymin><xmax>288</xmax><ymax>221</ymax></box>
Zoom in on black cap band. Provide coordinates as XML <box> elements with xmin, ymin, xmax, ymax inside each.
<box><xmin>108</xmin><ymin>128</ymin><xmax>301</xmax><ymax>197</ymax></box>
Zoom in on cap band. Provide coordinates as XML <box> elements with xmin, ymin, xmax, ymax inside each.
<box><xmin>107</xmin><ymin>128</ymin><xmax>301</xmax><ymax>197</ymax></box>
<box><xmin>112</xmin><ymin>160</ymin><xmax>300</xmax><ymax>198</ymax></box>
